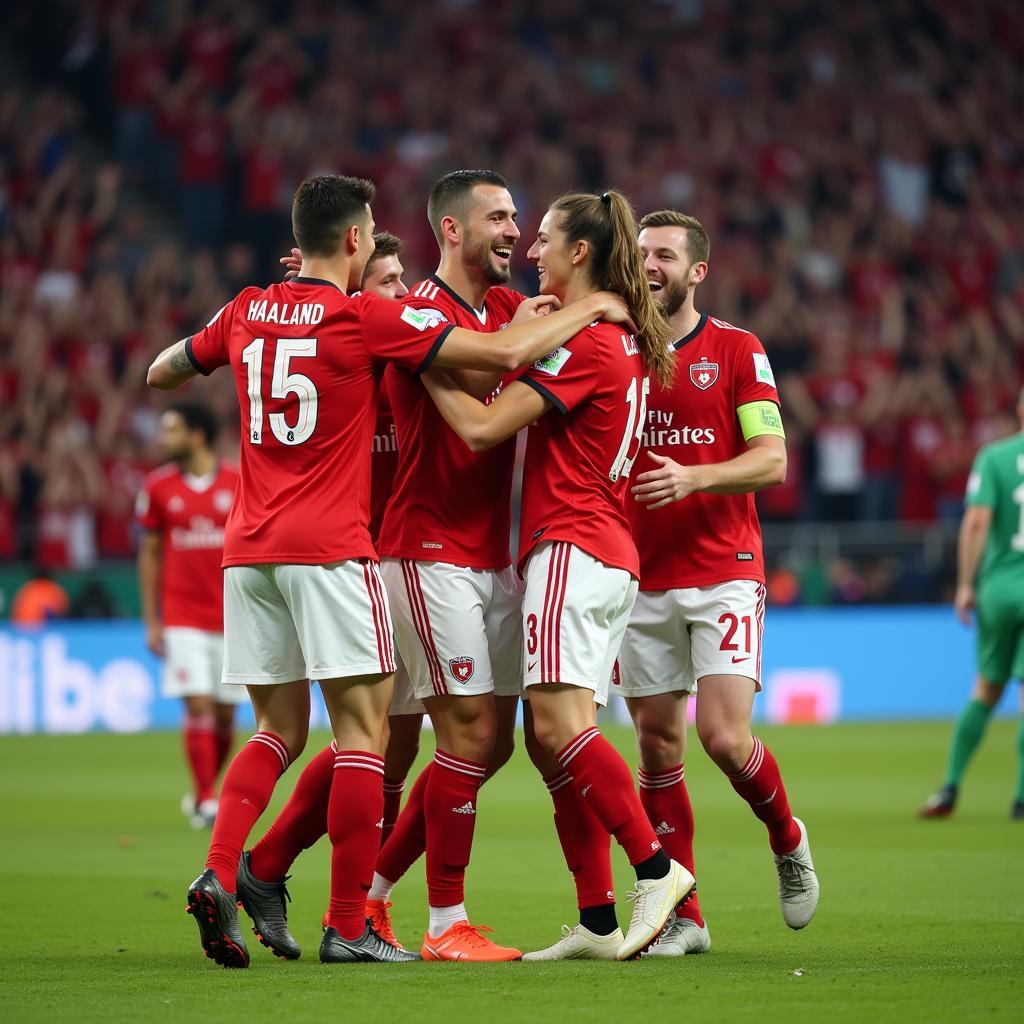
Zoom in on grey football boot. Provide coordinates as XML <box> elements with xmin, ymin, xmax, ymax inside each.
<box><xmin>236</xmin><ymin>850</ymin><xmax>301</xmax><ymax>960</ymax></box>
<box><xmin>186</xmin><ymin>868</ymin><xmax>250</xmax><ymax>968</ymax></box>
<box><xmin>320</xmin><ymin>923</ymin><xmax>422</xmax><ymax>963</ymax></box>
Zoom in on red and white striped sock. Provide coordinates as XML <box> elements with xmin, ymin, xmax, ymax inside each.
<box><xmin>638</xmin><ymin>764</ymin><xmax>702</xmax><ymax>925</ymax></box>
<box><xmin>727</xmin><ymin>736</ymin><xmax>801</xmax><ymax>855</ymax></box>
<box><xmin>556</xmin><ymin>727</ymin><xmax>661</xmax><ymax>865</ymax></box>
<box><xmin>545</xmin><ymin>770</ymin><xmax>614</xmax><ymax>909</ymax></box>
<box><xmin>326</xmin><ymin>750</ymin><xmax>385</xmax><ymax>940</ymax></box>
<box><xmin>424</xmin><ymin>750</ymin><xmax>487</xmax><ymax>909</ymax></box>
<box><xmin>248</xmin><ymin>741</ymin><xmax>335</xmax><ymax>882</ymax></box>
<box><xmin>206</xmin><ymin>731</ymin><xmax>290</xmax><ymax>892</ymax></box>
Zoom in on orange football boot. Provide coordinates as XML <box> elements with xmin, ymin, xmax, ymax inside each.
<box><xmin>365</xmin><ymin>898</ymin><xmax>406</xmax><ymax>949</ymax></box>
<box><xmin>420</xmin><ymin>921</ymin><xmax>522</xmax><ymax>962</ymax></box>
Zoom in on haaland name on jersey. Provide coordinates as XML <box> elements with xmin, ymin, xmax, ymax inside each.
<box><xmin>245</xmin><ymin>299</ymin><xmax>325</xmax><ymax>325</ymax></box>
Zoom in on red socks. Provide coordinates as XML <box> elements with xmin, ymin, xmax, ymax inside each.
<box><xmin>638</xmin><ymin>764</ymin><xmax>703</xmax><ymax>925</ymax></box>
<box><xmin>381</xmin><ymin>777</ymin><xmax>406</xmax><ymax>848</ymax></box>
<box><xmin>326</xmin><ymin>750</ymin><xmax>385</xmax><ymax>940</ymax></box>
<box><xmin>375</xmin><ymin>762</ymin><xmax>431</xmax><ymax>883</ymax></box>
<box><xmin>424</xmin><ymin>750</ymin><xmax>486</xmax><ymax>908</ymax></box>
<box><xmin>545</xmin><ymin>770</ymin><xmax>614</xmax><ymax>909</ymax></box>
<box><xmin>206</xmin><ymin>732</ymin><xmax>290</xmax><ymax>892</ymax></box>
<box><xmin>183</xmin><ymin>713</ymin><xmax>218</xmax><ymax>804</ymax></box>
<box><xmin>728</xmin><ymin>737</ymin><xmax>801</xmax><ymax>855</ymax></box>
<box><xmin>248</xmin><ymin>742</ymin><xmax>334</xmax><ymax>882</ymax></box>
<box><xmin>556</xmin><ymin>728</ymin><xmax>661</xmax><ymax>865</ymax></box>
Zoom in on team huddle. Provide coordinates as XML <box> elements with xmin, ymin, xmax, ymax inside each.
<box><xmin>144</xmin><ymin>169</ymin><xmax>819</xmax><ymax>966</ymax></box>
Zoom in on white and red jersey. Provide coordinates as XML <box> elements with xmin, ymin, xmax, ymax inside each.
<box><xmin>377</xmin><ymin>276</ymin><xmax>526</xmax><ymax>569</ymax></box>
<box><xmin>626</xmin><ymin>313</ymin><xmax>780</xmax><ymax>590</ymax></box>
<box><xmin>518</xmin><ymin>322</ymin><xmax>647</xmax><ymax>577</ymax></box>
<box><xmin>370</xmin><ymin>390</ymin><xmax>398</xmax><ymax>544</ymax></box>
<box><xmin>185</xmin><ymin>277</ymin><xmax>453</xmax><ymax>567</ymax></box>
<box><xmin>136</xmin><ymin>462</ymin><xmax>239</xmax><ymax>632</ymax></box>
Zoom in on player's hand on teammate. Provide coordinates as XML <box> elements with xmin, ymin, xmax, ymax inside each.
<box><xmin>632</xmin><ymin>452</ymin><xmax>705</xmax><ymax>509</ymax></box>
<box><xmin>511</xmin><ymin>294</ymin><xmax>561</xmax><ymax>323</ymax></box>
<box><xmin>280</xmin><ymin>247</ymin><xmax>302</xmax><ymax>280</ymax></box>
<box><xmin>589</xmin><ymin>291</ymin><xmax>637</xmax><ymax>333</ymax></box>
<box><xmin>145</xmin><ymin>621</ymin><xmax>165</xmax><ymax>657</ymax></box>
<box><xmin>954</xmin><ymin>584</ymin><xmax>976</xmax><ymax>625</ymax></box>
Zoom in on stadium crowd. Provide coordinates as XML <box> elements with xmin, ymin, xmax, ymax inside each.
<box><xmin>2</xmin><ymin>0</ymin><xmax>1023</xmax><ymax>593</ymax></box>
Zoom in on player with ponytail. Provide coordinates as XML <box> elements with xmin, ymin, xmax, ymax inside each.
<box><xmin>422</xmin><ymin>190</ymin><xmax>693</xmax><ymax>962</ymax></box>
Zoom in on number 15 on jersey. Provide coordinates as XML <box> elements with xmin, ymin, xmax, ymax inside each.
<box><xmin>241</xmin><ymin>337</ymin><xmax>319</xmax><ymax>446</ymax></box>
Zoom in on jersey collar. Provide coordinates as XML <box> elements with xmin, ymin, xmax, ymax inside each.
<box><xmin>429</xmin><ymin>274</ymin><xmax>489</xmax><ymax>325</ymax></box>
<box><xmin>291</xmin><ymin>276</ymin><xmax>344</xmax><ymax>292</ymax></box>
<box><xmin>672</xmin><ymin>313</ymin><xmax>709</xmax><ymax>350</ymax></box>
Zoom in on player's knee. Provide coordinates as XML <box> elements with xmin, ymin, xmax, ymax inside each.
<box><xmin>699</xmin><ymin>727</ymin><xmax>748</xmax><ymax>773</ymax></box>
<box><xmin>635</xmin><ymin>725</ymin><xmax>684</xmax><ymax>771</ymax></box>
<box><xmin>972</xmin><ymin>678</ymin><xmax>1004</xmax><ymax>707</ymax></box>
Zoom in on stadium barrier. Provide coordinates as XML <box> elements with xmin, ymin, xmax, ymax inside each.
<box><xmin>0</xmin><ymin>609</ymin><xmax>1002</xmax><ymax>735</ymax></box>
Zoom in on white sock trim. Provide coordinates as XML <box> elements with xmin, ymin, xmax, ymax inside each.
<box><xmin>428</xmin><ymin>903</ymin><xmax>467</xmax><ymax>938</ymax></box>
<box><xmin>367</xmin><ymin>872</ymin><xmax>395</xmax><ymax>902</ymax></box>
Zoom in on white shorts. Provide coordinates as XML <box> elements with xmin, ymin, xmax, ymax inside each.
<box><xmin>380</xmin><ymin>558</ymin><xmax>523</xmax><ymax>701</ymax></box>
<box><xmin>163</xmin><ymin>627</ymin><xmax>246</xmax><ymax>704</ymax></box>
<box><xmin>522</xmin><ymin>541</ymin><xmax>638</xmax><ymax>705</ymax></box>
<box><xmin>223</xmin><ymin>561</ymin><xmax>395</xmax><ymax>686</ymax></box>
<box><xmin>389</xmin><ymin>652</ymin><xmax>424</xmax><ymax>717</ymax></box>
<box><xmin>616</xmin><ymin>580</ymin><xmax>766</xmax><ymax>697</ymax></box>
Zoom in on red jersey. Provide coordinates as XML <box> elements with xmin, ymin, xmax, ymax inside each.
<box><xmin>626</xmin><ymin>314</ymin><xmax>780</xmax><ymax>590</ymax></box>
<box><xmin>518</xmin><ymin>322</ymin><xmax>646</xmax><ymax>577</ymax></box>
<box><xmin>377</xmin><ymin>276</ymin><xmax>525</xmax><ymax>569</ymax></box>
<box><xmin>370</xmin><ymin>391</ymin><xmax>398</xmax><ymax>544</ymax></box>
<box><xmin>185</xmin><ymin>277</ymin><xmax>453</xmax><ymax>567</ymax></box>
<box><xmin>136</xmin><ymin>463</ymin><xmax>239</xmax><ymax>632</ymax></box>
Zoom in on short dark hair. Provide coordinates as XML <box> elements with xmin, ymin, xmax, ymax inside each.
<box><xmin>292</xmin><ymin>175</ymin><xmax>376</xmax><ymax>256</ymax></box>
<box><xmin>166</xmin><ymin>403</ymin><xmax>219</xmax><ymax>445</ymax></box>
<box><xmin>638</xmin><ymin>210</ymin><xmax>710</xmax><ymax>264</ymax></box>
<box><xmin>365</xmin><ymin>231</ymin><xmax>404</xmax><ymax>269</ymax></box>
<box><xmin>427</xmin><ymin>170</ymin><xmax>508</xmax><ymax>243</ymax></box>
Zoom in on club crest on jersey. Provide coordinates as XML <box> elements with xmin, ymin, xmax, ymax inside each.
<box><xmin>213</xmin><ymin>489</ymin><xmax>233</xmax><ymax>514</ymax></box>
<box><xmin>689</xmin><ymin>356</ymin><xmax>719</xmax><ymax>390</ymax></box>
<box><xmin>449</xmin><ymin>657</ymin><xmax>475</xmax><ymax>683</ymax></box>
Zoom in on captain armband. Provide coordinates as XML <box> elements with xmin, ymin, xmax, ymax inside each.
<box><xmin>737</xmin><ymin>401</ymin><xmax>786</xmax><ymax>441</ymax></box>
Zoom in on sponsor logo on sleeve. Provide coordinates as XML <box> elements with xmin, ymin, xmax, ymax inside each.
<box><xmin>689</xmin><ymin>356</ymin><xmax>719</xmax><ymax>390</ymax></box>
<box><xmin>752</xmin><ymin>352</ymin><xmax>777</xmax><ymax>388</ymax></box>
<box><xmin>532</xmin><ymin>346</ymin><xmax>572</xmax><ymax>376</ymax></box>
<box><xmin>400</xmin><ymin>306</ymin><xmax>447</xmax><ymax>331</ymax></box>
<box><xmin>736</xmin><ymin>552</ymin><xmax>754</xmax><ymax>561</ymax></box>
<box><xmin>966</xmin><ymin>471</ymin><xmax>980</xmax><ymax>496</ymax></box>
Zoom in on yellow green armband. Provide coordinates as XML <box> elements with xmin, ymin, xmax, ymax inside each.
<box><xmin>737</xmin><ymin>400</ymin><xmax>785</xmax><ymax>441</ymax></box>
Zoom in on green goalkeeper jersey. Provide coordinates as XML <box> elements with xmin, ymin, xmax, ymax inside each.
<box><xmin>965</xmin><ymin>431</ymin><xmax>1024</xmax><ymax>586</ymax></box>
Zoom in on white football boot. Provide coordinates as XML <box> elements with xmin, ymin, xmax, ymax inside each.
<box><xmin>643</xmin><ymin>915</ymin><xmax>711</xmax><ymax>957</ymax></box>
<box><xmin>617</xmin><ymin>860</ymin><xmax>695</xmax><ymax>960</ymax></box>
<box><xmin>774</xmin><ymin>817</ymin><xmax>819</xmax><ymax>929</ymax></box>
<box><xmin>522</xmin><ymin>924</ymin><xmax>623</xmax><ymax>961</ymax></box>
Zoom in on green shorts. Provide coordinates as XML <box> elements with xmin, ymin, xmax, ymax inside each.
<box><xmin>976</xmin><ymin>579</ymin><xmax>1024</xmax><ymax>685</ymax></box>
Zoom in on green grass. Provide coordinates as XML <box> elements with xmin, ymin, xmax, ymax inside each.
<box><xmin>3</xmin><ymin>722</ymin><xmax>1022</xmax><ymax>1023</ymax></box>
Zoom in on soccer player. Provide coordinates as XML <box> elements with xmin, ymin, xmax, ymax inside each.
<box><xmin>920</xmin><ymin>390</ymin><xmax>1024</xmax><ymax>821</ymax></box>
<box><xmin>146</xmin><ymin>173</ymin><xmax>630</xmax><ymax>968</ymax></box>
<box><xmin>424</xmin><ymin>190</ymin><xmax>695</xmax><ymax>962</ymax></box>
<box><xmin>615</xmin><ymin>210</ymin><xmax>816</xmax><ymax>954</ymax></box>
<box><xmin>370</xmin><ymin>170</ymin><xmax>534</xmax><ymax>962</ymax></box>
<box><xmin>233</xmin><ymin>232</ymin><xmax>424</xmax><ymax>962</ymax></box>
<box><xmin>137</xmin><ymin>403</ymin><xmax>242</xmax><ymax>829</ymax></box>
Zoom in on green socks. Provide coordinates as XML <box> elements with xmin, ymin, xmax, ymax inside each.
<box><xmin>944</xmin><ymin>699</ymin><xmax>993</xmax><ymax>789</ymax></box>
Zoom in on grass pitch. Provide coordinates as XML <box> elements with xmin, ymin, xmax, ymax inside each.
<box><xmin>3</xmin><ymin>722</ymin><xmax>1022</xmax><ymax>1023</ymax></box>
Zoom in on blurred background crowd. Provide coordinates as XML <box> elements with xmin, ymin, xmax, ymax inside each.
<box><xmin>2</xmin><ymin>0</ymin><xmax>1023</xmax><ymax>610</ymax></box>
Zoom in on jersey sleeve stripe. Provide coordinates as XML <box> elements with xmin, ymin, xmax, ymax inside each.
<box><xmin>415</xmin><ymin>324</ymin><xmax>456</xmax><ymax>375</ymax></box>
<box><xmin>520</xmin><ymin>376</ymin><xmax>567</xmax><ymax>414</ymax></box>
<box><xmin>184</xmin><ymin>336</ymin><xmax>211</xmax><ymax>376</ymax></box>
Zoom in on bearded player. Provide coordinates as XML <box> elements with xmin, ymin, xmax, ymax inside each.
<box><xmin>622</xmin><ymin>210</ymin><xmax>817</xmax><ymax>952</ymax></box>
